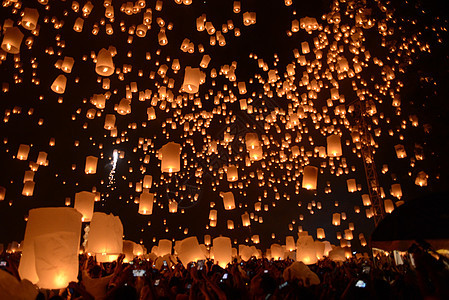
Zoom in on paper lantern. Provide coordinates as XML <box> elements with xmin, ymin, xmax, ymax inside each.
<box><xmin>176</xmin><ymin>236</ymin><xmax>206</xmax><ymax>267</ymax></box>
<box><xmin>249</xmin><ymin>146</ymin><xmax>263</xmax><ymax>161</ymax></box>
<box><xmin>286</xmin><ymin>236</ymin><xmax>296</xmax><ymax>251</ymax></box>
<box><xmin>394</xmin><ymin>144</ymin><xmax>407</xmax><ymax>158</ymax></box>
<box><xmin>61</xmin><ymin>57</ymin><xmax>75</xmax><ymax>73</ymax></box>
<box><xmin>51</xmin><ymin>75</ymin><xmax>67</xmax><ymax>94</ymax></box>
<box><xmin>158</xmin><ymin>30</ymin><xmax>168</xmax><ymax>45</ymax></box>
<box><xmin>22</xmin><ymin>181</ymin><xmax>35</xmax><ymax>196</ymax></box>
<box><xmin>139</xmin><ymin>191</ymin><xmax>154</xmax><ymax>215</ymax></box>
<box><xmin>226</xmin><ymin>165</ymin><xmax>238</xmax><ymax>182</ymax></box>
<box><xmin>0</xmin><ymin>186</ymin><xmax>5</xmax><ymax>200</ymax></box>
<box><xmin>245</xmin><ymin>133</ymin><xmax>260</xmax><ymax>149</ymax></box>
<box><xmin>158</xmin><ymin>142</ymin><xmax>181</xmax><ymax>173</ymax></box>
<box><xmin>221</xmin><ymin>191</ymin><xmax>235</xmax><ymax>210</ymax></box>
<box><xmin>1</xmin><ymin>27</ymin><xmax>24</xmax><ymax>54</ymax></box>
<box><xmin>316</xmin><ymin>228</ymin><xmax>325</xmax><ymax>239</ymax></box>
<box><xmin>347</xmin><ymin>179</ymin><xmax>357</xmax><ymax>193</ymax></box>
<box><xmin>182</xmin><ymin>67</ymin><xmax>201</xmax><ymax>94</ymax></box>
<box><xmin>169</xmin><ymin>200</ymin><xmax>178</xmax><ymax>213</ymax></box>
<box><xmin>122</xmin><ymin>240</ymin><xmax>136</xmax><ymax>263</ymax></box>
<box><xmin>239</xmin><ymin>245</ymin><xmax>253</xmax><ymax>261</ymax></box>
<box><xmin>344</xmin><ymin>229</ymin><xmax>353</xmax><ymax>240</ymax></box>
<box><xmin>327</xmin><ymin>134</ymin><xmax>342</xmax><ymax>157</ymax></box>
<box><xmin>212</xmin><ymin>237</ymin><xmax>232</xmax><ymax>268</ymax></box>
<box><xmin>296</xmin><ymin>235</ymin><xmax>317</xmax><ymax>265</ymax></box>
<box><xmin>157</xmin><ymin>239</ymin><xmax>172</xmax><ymax>256</ymax></box>
<box><xmin>332</xmin><ymin>213</ymin><xmax>341</xmax><ymax>226</ymax></box>
<box><xmin>227</xmin><ymin>220</ymin><xmax>234</xmax><ymax>229</ymax></box>
<box><xmin>104</xmin><ymin>114</ymin><xmax>116</xmax><ymax>130</ymax></box>
<box><xmin>415</xmin><ymin>171</ymin><xmax>428</xmax><ymax>187</ymax></box>
<box><xmin>17</xmin><ymin>144</ymin><xmax>30</xmax><ymax>160</ymax></box>
<box><xmin>362</xmin><ymin>194</ymin><xmax>371</xmax><ymax>206</ymax></box>
<box><xmin>390</xmin><ymin>183</ymin><xmax>402</xmax><ymax>199</ymax></box>
<box><xmin>204</xmin><ymin>235</ymin><xmax>211</xmax><ymax>246</ymax></box>
<box><xmin>18</xmin><ymin>208</ymin><xmax>82</xmax><ymax>287</ymax></box>
<box><xmin>384</xmin><ymin>199</ymin><xmax>394</xmax><ymax>213</ymax></box>
<box><xmin>241</xmin><ymin>212</ymin><xmax>250</xmax><ymax>227</ymax></box>
<box><xmin>84</xmin><ymin>156</ymin><xmax>98</xmax><ymax>174</ymax></box>
<box><xmin>73</xmin><ymin>17</ymin><xmax>84</xmax><ymax>32</ymax></box>
<box><xmin>252</xmin><ymin>235</ymin><xmax>260</xmax><ymax>244</ymax></box>
<box><xmin>86</xmin><ymin>212</ymin><xmax>123</xmax><ymax>262</ymax></box>
<box><xmin>74</xmin><ymin>191</ymin><xmax>95</xmax><ymax>222</ymax></box>
<box><xmin>270</xmin><ymin>244</ymin><xmax>284</xmax><ymax>260</ymax></box>
<box><xmin>95</xmin><ymin>48</ymin><xmax>115</xmax><ymax>76</ymax></box>
<box><xmin>143</xmin><ymin>175</ymin><xmax>153</xmax><ymax>188</ymax></box>
<box><xmin>302</xmin><ymin>166</ymin><xmax>318</xmax><ymax>190</ymax></box>
<box><xmin>21</xmin><ymin>8</ymin><xmax>39</xmax><ymax>30</ymax></box>
<box><xmin>209</xmin><ymin>209</ymin><xmax>217</xmax><ymax>221</ymax></box>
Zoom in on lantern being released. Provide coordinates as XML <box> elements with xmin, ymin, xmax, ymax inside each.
<box><xmin>95</xmin><ymin>48</ymin><xmax>115</xmax><ymax>76</ymax></box>
<box><xmin>74</xmin><ymin>191</ymin><xmax>95</xmax><ymax>222</ymax></box>
<box><xmin>86</xmin><ymin>212</ymin><xmax>123</xmax><ymax>262</ymax></box>
<box><xmin>18</xmin><ymin>207</ymin><xmax>82</xmax><ymax>288</ymax></box>
<box><xmin>158</xmin><ymin>142</ymin><xmax>181</xmax><ymax>173</ymax></box>
<box><xmin>302</xmin><ymin>166</ymin><xmax>318</xmax><ymax>190</ymax></box>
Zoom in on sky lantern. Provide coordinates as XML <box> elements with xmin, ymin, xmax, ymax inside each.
<box><xmin>95</xmin><ymin>48</ymin><xmax>115</xmax><ymax>76</ymax></box>
<box><xmin>1</xmin><ymin>27</ymin><xmax>24</xmax><ymax>54</ymax></box>
<box><xmin>143</xmin><ymin>175</ymin><xmax>152</xmax><ymax>188</ymax></box>
<box><xmin>302</xmin><ymin>166</ymin><xmax>318</xmax><ymax>190</ymax></box>
<box><xmin>285</xmin><ymin>236</ymin><xmax>295</xmax><ymax>251</ymax></box>
<box><xmin>226</xmin><ymin>165</ymin><xmax>238</xmax><ymax>182</ymax></box>
<box><xmin>384</xmin><ymin>199</ymin><xmax>395</xmax><ymax>213</ymax></box>
<box><xmin>159</xmin><ymin>142</ymin><xmax>181</xmax><ymax>173</ymax></box>
<box><xmin>390</xmin><ymin>183</ymin><xmax>402</xmax><ymax>199</ymax></box>
<box><xmin>327</xmin><ymin>134</ymin><xmax>342</xmax><ymax>157</ymax></box>
<box><xmin>104</xmin><ymin>114</ymin><xmax>116</xmax><ymax>130</ymax></box>
<box><xmin>296</xmin><ymin>235</ymin><xmax>318</xmax><ymax>265</ymax></box>
<box><xmin>17</xmin><ymin>144</ymin><xmax>30</xmax><ymax>160</ymax></box>
<box><xmin>74</xmin><ymin>191</ymin><xmax>95</xmax><ymax>222</ymax></box>
<box><xmin>241</xmin><ymin>212</ymin><xmax>250</xmax><ymax>227</ymax></box>
<box><xmin>212</xmin><ymin>237</ymin><xmax>232</xmax><ymax>268</ymax></box>
<box><xmin>22</xmin><ymin>181</ymin><xmax>35</xmax><ymax>196</ymax></box>
<box><xmin>84</xmin><ymin>156</ymin><xmax>98</xmax><ymax>174</ymax></box>
<box><xmin>182</xmin><ymin>67</ymin><xmax>201</xmax><ymax>94</ymax></box>
<box><xmin>21</xmin><ymin>8</ymin><xmax>39</xmax><ymax>30</ymax></box>
<box><xmin>220</xmin><ymin>191</ymin><xmax>235</xmax><ymax>210</ymax></box>
<box><xmin>86</xmin><ymin>212</ymin><xmax>123</xmax><ymax>263</ymax></box>
<box><xmin>176</xmin><ymin>237</ymin><xmax>206</xmax><ymax>267</ymax></box>
<box><xmin>227</xmin><ymin>220</ymin><xmax>234</xmax><ymax>229</ymax></box>
<box><xmin>51</xmin><ymin>75</ymin><xmax>67</xmax><ymax>94</ymax></box>
<box><xmin>35</xmin><ymin>151</ymin><xmax>47</xmax><ymax>165</ymax></box>
<box><xmin>0</xmin><ymin>186</ymin><xmax>5</xmax><ymax>200</ymax></box>
<box><xmin>157</xmin><ymin>239</ymin><xmax>172</xmax><ymax>256</ymax></box>
<box><xmin>332</xmin><ymin>213</ymin><xmax>341</xmax><ymax>226</ymax></box>
<box><xmin>139</xmin><ymin>191</ymin><xmax>154</xmax><ymax>215</ymax></box>
<box><xmin>316</xmin><ymin>228</ymin><xmax>325</xmax><ymax>239</ymax></box>
<box><xmin>394</xmin><ymin>144</ymin><xmax>407</xmax><ymax>158</ymax></box>
<box><xmin>169</xmin><ymin>200</ymin><xmax>178</xmax><ymax>213</ymax></box>
<box><xmin>347</xmin><ymin>179</ymin><xmax>357</xmax><ymax>192</ymax></box>
<box><xmin>415</xmin><ymin>171</ymin><xmax>428</xmax><ymax>186</ymax></box>
<box><xmin>73</xmin><ymin>17</ymin><xmax>84</xmax><ymax>32</ymax></box>
<box><xmin>18</xmin><ymin>207</ymin><xmax>82</xmax><ymax>288</ymax></box>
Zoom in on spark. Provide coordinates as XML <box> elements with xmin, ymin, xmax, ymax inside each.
<box><xmin>108</xmin><ymin>150</ymin><xmax>118</xmax><ymax>187</ymax></box>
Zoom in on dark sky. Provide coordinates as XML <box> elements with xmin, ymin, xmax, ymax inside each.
<box><xmin>0</xmin><ymin>0</ymin><xmax>448</xmax><ymax>253</ymax></box>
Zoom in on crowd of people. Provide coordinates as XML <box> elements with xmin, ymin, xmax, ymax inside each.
<box><xmin>1</xmin><ymin>243</ymin><xmax>449</xmax><ymax>300</ymax></box>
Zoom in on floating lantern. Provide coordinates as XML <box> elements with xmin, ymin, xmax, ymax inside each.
<box><xmin>384</xmin><ymin>199</ymin><xmax>395</xmax><ymax>213</ymax></box>
<box><xmin>212</xmin><ymin>237</ymin><xmax>232</xmax><ymax>268</ymax></box>
<box><xmin>394</xmin><ymin>144</ymin><xmax>407</xmax><ymax>158</ymax></box>
<box><xmin>158</xmin><ymin>142</ymin><xmax>181</xmax><ymax>173</ymax></box>
<box><xmin>51</xmin><ymin>75</ymin><xmax>67</xmax><ymax>94</ymax></box>
<box><xmin>176</xmin><ymin>236</ymin><xmax>206</xmax><ymax>267</ymax></box>
<box><xmin>390</xmin><ymin>183</ymin><xmax>402</xmax><ymax>199</ymax></box>
<box><xmin>84</xmin><ymin>156</ymin><xmax>98</xmax><ymax>174</ymax></box>
<box><xmin>1</xmin><ymin>27</ymin><xmax>24</xmax><ymax>54</ymax></box>
<box><xmin>302</xmin><ymin>166</ymin><xmax>318</xmax><ymax>190</ymax></box>
<box><xmin>74</xmin><ymin>191</ymin><xmax>95</xmax><ymax>222</ymax></box>
<box><xmin>157</xmin><ymin>239</ymin><xmax>172</xmax><ymax>256</ymax></box>
<box><xmin>227</xmin><ymin>220</ymin><xmax>234</xmax><ymax>229</ymax></box>
<box><xmin>332</xmin><ymin>213</ymin><xmax>341</xmax><ymax>226</ymax></box>
<box><xmin>241</xmin><ymin>212</ymin><xmax>250</xmax><ymax>227</ymax></box>
<box><xmin>286</xmin><ymin>236</ymin><xmax>296</xmax><ymax>251</ymax></box>
<box><xmin>226</xmin><ymin>165</ymin><xmax>238</xmax><ymax>182</ymax></box>
<box><xmin>21</xmin><ymin>8</ymin><xmax>39</xmax><ymax>30</ymax></box>
<box><xmin>139</xmin><ymin>191</ymin><xmax>154</xmax><ymax>215</ymax></box>
<box><xmin>17</xmin><ymin>144</ymin><xmax>30</xmax><ymax>160</ymax></box>
<box><xmin>415</xmin><ymin>171</ymin><xmax>428</xmax><ymax>187</ymax></box>
<box><xmin>316</xmin><ymin>228</ymin><xmax>325</xmax><ymax>239</ymax></box>
<box><xmin>104</xmin><ymin>114</ymin><xmax>116</xmax><ymax>130</ymax></box>
<box><xmin>296</xmin><ymin>235</ymin><xmax>317</xmax><ymax>265</ymax></box>
<box><xmin>347</xmin><ymin>179</ymin><xmax>357</xmax><ymax>192</ymax></box>
<box><xmin>327</xmin><ymin>134</ymin><xmax>342</xmax><ymax>157</ymax></box>
<box><xmin>95</xmin><ymin>48</ymin><xmax>115</xmax><ymax>76</ymax></box>
<box><xmin>220</xmin><ymin>191</ymin><xmax>235</xmax><ymax>210</ymax></box>
<box><xmin>143</xmin><ymin>175</ymin><xmax>152</xmax><ymax>188</ymax></box>
<box><xmin>22</xmin><ymin>181</ymin><xmax>35</xmax><ymax>196</ymax></box>
<box><xmin>182</xmin><ymin>67</ymin><xmax>201</xmax><ymax>94</ymax></box>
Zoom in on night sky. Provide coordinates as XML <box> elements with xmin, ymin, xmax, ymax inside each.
<box><xmin>1</xmin><ymin>0</ymin><xmax>448</xmax><ymax>253</ymax></box>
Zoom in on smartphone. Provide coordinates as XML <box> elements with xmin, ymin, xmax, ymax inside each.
<box><xmin>0</xmin><ymin>261</ymin><xmax>7</xmax><ymax>267</ymax></box>
<box><xmin>163</xmin><ymin>260</ymin><xmax>168</xmax><ymax>266</ymax></box>
<box><xmin>355</xmin><ymin>280</ymin><xmax>366</xmax><ymax>288</ymax></box>
<box><xmin>264</xmin><ymin>269</ymin><xmax>269</xmax><ymax>273</ymax></box>
<box><xmin>222</xmin><ymin>273</ymin><xmax>228</xmax><ymax>280</ymax></box>
<box><xmin>129</xmin><ymin>261</ymin><xmax>134</xmax><ymax>265</ymax></box>
<box><xmin>186</xmin><ymin>283</ymin><xmax>192</xmax><ymax>289</ymax></box>
<box><xmin>154</xmin><ymin>279</ymin><xmax>160</xmax><ymax>286</ymax></box>
<box><xmin>240</xmin><ymin>262</ymin><xmax>244</xmax><ymax>266</ymax></box>
<box><xmin>133</xmin><ymin>269</ymin><xmax>146</xmax><ymax>277</ymax></box>
<box><xmin>197</xmin><ymin>260</ymin><xmax>205</xmax><ymax>270</ymax></box>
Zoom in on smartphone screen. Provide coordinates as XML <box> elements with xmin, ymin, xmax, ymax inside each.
<box><xmin>154</xmin><ymin>279</ymin><xmax>160</xmax><ymax>286</ymax></box>
<box><xmin>355</xmin><ymin>280</ymin><xmax>366</xmax><ymax>288</ymax></box>
<box><xmin>163</xmin><ymin>260</ymin><xmax>167</xmax><ymax>266</ymax></box>
<box><xmin>133</xmin><ymin>269</ymin><xmax>146</xmax><ymax>277</ymax></box>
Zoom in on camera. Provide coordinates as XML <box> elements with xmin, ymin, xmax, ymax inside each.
<box><xmin>355</xmin><ymin>280</ymin><xmax>366</xmax><ymax>288</ymax></box>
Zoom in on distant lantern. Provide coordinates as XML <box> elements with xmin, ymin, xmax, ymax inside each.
<box><xmin>0</xmin><ymin>186</ymin><xmax>5</xmax><ymax>200</ymax></box>
<box><xmin>415</xmin><ymin>171</ymin><xmax>428</xmax><ymax>187</ymax></box>
<box><xmin>301</xmin><ymin>41</ymin><xmax>310</xmax><ymax>54</ymax></box>
<box><xmin>22</xmin><ymin>181</ymin><xmax>35</xmax><ymax>196</ymax></box>
<box><xmin>390</xmin><ymin>183</ymin><xmax>402</xmax><ymax>199</ymax></box>
<box><xmin>204</xmin><ymin>235</ymin><xmax>211</xmax><ymax>246</ymax></box>
<box><xmin>158</xmin><ymin>30</ymin><xmax>168</xmax><ymax>45</ymax></box>
<box><xmin>182</xmin><ymin>67</ymin><xmax>201</xmax><ymax>94</ymax></box>
<box><xmin>158</xmin><ymin>142</ymin><xmax>181</xmax><ymax>173</ymax></box>
<box><xmin>1</xmin><ymin>27</ymin><xmax>24</xmax><ymax>54</ymax></box>
<box><xmin>302</xmin><ymin>165</ymin><xmax>318</xmax><ymax>190</ymax></box>
<box><xmin>73</xmin><ymin>17</ymin><xmax>84</xmax><ymax>32</ymax></box>
<box><xmin>384</xmin><ymin>199</ymin><xmax>395</xmax><ymax>213</ymax></box>
<box><xmin>241</xmin><ymin>212</ymin><xmax>250</xmax><ymax>227</ymax></box>
<box><xmin>362</xmin><ymin>194</ymin><xmax>371</xmax><ymax>206</ymax></box>
<box><xmin>347</xmin><ymin>179</ymin><xmax>357</xmax><ymax>193</ymax></box>
<box><xmin>95</xmin><ymin>48</ymin><xmax>115</xmax><ymax>76</ymax></box>
<box><xmin>18</xmin><ymin>207</ymin><xmax>82</xmax><ymax>288</ymax></box>
<box><xmin>86</xmin><ymin>212</ymin><xmax>123</xmax><ymax>263</ymax></box>
<box><xmin>21</xmin><ymin>8</ymin><xmax>39</xmax><ymax>30</ymax></box>
<box><xmin>36</xmin><ymin>152</ymin><xmax>47</xmax><ymax>165</ymax></box>
<box><xmin>226</xmin><ymin>165</ymin><xmax>238</xmax><ymax>182</ymax></box>
<box><xmin>286</xmin><ymin>236</ymin><xmax>295</xmax><ymax>251</ymax></box>
<box><xmin>227</xmin><ymin>220</ymin><xmax>234</xmax><ymax>229</ymax></box>
<box><xmin>74</xmin><ymin>191</ymin><xmax>95</xmax><ymax>222</ymax></box>
<box><xmin>17</xmin><ymin>144</ymin><xmax>30</xmax><ymax>160</ymax></box>
<box><xmin>61</xmin><ymin>57</ymin><xmax>75</xmax><ymax>73</ymax></box>
<box><xmin>344</xmin><ymin>229</ymin><xmax>353</xmax><ymax>240</ymax></box>
<box><xmin>221</xmin><ymin>191</ymin><xmax>235</xmax><ymax>210</ymax></box>
<box><xmin>104</xmin><ymin>114</ymin><xmax>116</xmax><ymax>130</ymax></box>
<box><xmin>85</xmin><ymin>156</ymin><xmax>98</xmax><ymax>174</ymax></box>
<box><xmin>139</xmin><ymin>191</ymin><xmax>154</xmax><ymax>215</ymax></box>
<box><xmin>51</xmin><ymin>75</ymin><xmax>67</xmax><ymax>94</ymax></box>
<box><xmin>317</xmin><ymin>228</ymin><xmax>325</xmax><ymax>239</ymax></box>
<box><xmin>332</xmin><ymin>213</ymin><xmax>341</xmax><ymax>226</ymax></box>
<box><xmin>209</xmin><ymin>209</ymin><xmax>217</xmax><ymax>221</ymax></box>
<box><xmin>327</xmin><ymin>134</ymin><xmax>342</xmax><ymax>157</ymax></box>
<box><xmin>143</xmin><ymin>175</ymin><xmax>153</xmax><ymax>188</ymax></box>
<box><xmin>394</xmin><ymin>144</ymin><xmax>407</xmax><ymax>158</ymax></box>
<box><xmin>169</xmin><ymin>200</ymin><xmax>178</xmax><ymax>213</ymax></box>
<box><xmin>245</xmin><ymin>133</ymin><xmax>260</xmax><ymax>149</ymax></box>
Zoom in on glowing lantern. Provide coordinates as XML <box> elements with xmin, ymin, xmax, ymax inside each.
<box><xmin>296</xmin><ymin>235</ymin><xmax>317</xmax><ymax>265</ymax></box>
<box><xmin>302</xmin><ymin>166</ymin><xmax>318</xmax><ymax>190</ymax></box>
<box><xmin>158</xmin><ymin>30</ymin><xmax>168</xmax><ymax>45</ymax></box>
<box><xmin>332</xmin><ymin>213</ymin><xmax>341</xmax><ymax>226</ymax></box>
<box><xmin>21</xmin><ymin>8</ymin><xmax>39</xmax><ymax>30</ymax></box>
<box><xmin>286</xmin><ymin>236</ymin><xmax>296</xmax><ymax>251</ymax></box>
<box><xmin>394</xmin><ymin>144</ymin><xmax>407</xmax><ymax>158</ymax></box>
<box><xmin>362</xmin><ymin>194</ymin><xmax>371</xmax><ymax>206</ymax></box>
<box><xmin>51</xmin><ymin>75</ymin><xmax>67</xmax><ymax>94</ymax></box>
<box><xmin>212</xmin><ymin>237</ymin><xmax>232</xmax><ymax>268</ymax></box>
<box><xmin>104</xmin><ymin>114</ymin><xmax>116</xmax><ymax>130</ymax></box>
<box><xmin>347</xmin><ymin>179</ymin><xmax>357</xmax><ymax>193</ymax></box>
<box><xmin>221</xmin><ymin>191</ymin><xmax>235</xmax><ymax>210</ymax></box>
<box><xmin>227</xmin><ymin>220</ymin><xmax>234</xmax><ymax>229</ymax></box>
<box><xmin>270</xmin><ymin>244</ymin><xmax>284</xmax><ymax>260</ymax></box>
<box><xmin>84</xmin><ymin>156</ymin><xmax>98</xmax><ymax>174</ymax></box>
<box><xmin>22</xmin><ymin>181</ymin><xmax>35</xmax><ymax>196</ymax></box>
<box><xmin>384</xmin><ymin>199</ymin><xmax>395</xmax><ymax>213</ymax></box>
<box><xmin>209</xmin><ymin>209</ymin><xmax>217</xmax><ymax>221</ymax></box>
<box><xmin>204</xmin><ymin>235</ymin><xmax>211</xmax><ymax>246</ymax></box>
<box><xmin>390</xmin><ymin>183</ymin><xmax>402</xmax><ymax>199</ymax></box>
<box><xmin>143</xmin><ymin>175</ymin><xmax>152</xmax><ymax>188</ymax></box>
<box><xmin>86</xmin><ymin>212</ymin><xmax>123</xmax><ymax>262</ymax></box>
<box><xmin>344</xmin><ymin>229</ymin><xmax>353</xmax><ymax>240</ymax></box>
<box><xmin>182</xmin><ymin>67</ymin><xmax>201</xmax><ymax>93</ymax></box>
<box><xmin>139</xmin><ymin>191</ymin><xmax>154</xmax><ymax>215</ymax></box>
<box><xmin>200</xmin><ymin>55</ymin><xmax>211</xmax><ymax>68</ymax></box>
<box><xmin>301</xmin><ymin>41</ymin><xmax>310</xmax><ymax>54</ymax></box>
<box><xmin>157</xmin><ymin>239</ymin><xmax>172</xmax><ymax>256</ymax></box>
<box><xmin>245</xmin><ymin>133</ymin><xmax>260</xmax><ymax>149</ymax></box>
<box><xmin>327</xmin><ymin>134</ymin><xmax>342</xmax><ymax>157</ymax></box>
<box><xmin>241</xmin><ymin>212</ymin><xmax>250</xmax><ymax>226</ymax></box>
<box><xmin>316</xmin><ymin>228</ymin><xmax>325</xmax><ymax>239</ymax></box>
<box><xmin>233</xmin><ymin>1</ymin><xmax>241</xmax><ymax>13</ymax></box>
<box><xmin>136</xmin><ymin>24</ymin><xmax>148</xmax><ymax>37</ymax></box>
<box><xmin>73</xmin><ymin>18</ymin><xmax>84</xmax><ymax>32</ymax></box>
<box><xmin>18</xmin><ymin>207</ymin><xmax>82</xmax><ymax>287</ymax></box>
<box><xmin>35</xmin><ymin>152</ymin><xmax>47</xmax><ymax>165</ymax></box>
<box><xmin>226</xmin><ymin>165</ymin><xmax>238</xmax><ymax>182</ymax></box>
<box><xmin>0</xmin><ymin>186</ymin><xmax>5</xmax><ymax>200</ymax></box>
<box><xmin>74</xmin><ymin>191</ymin><xmax>95</xmax><ymax>222</ymax></box>
<box><xmin>169</xmin><ymin>200</ymin><xmax>178</xmax><ymax>213</ymax></box>
<box><xmin>1</xmin><ymin>27</ymin><xmax>24</xmax><ymax>54</ymax></box>
<box><xmin>415</xmin><ymin>171</ymin><xmax>428</xmax><ymax>187</ymax></box>
<box><xmin>176</xmin><ymin>237</ymin><xmax>206</xmax><ymax>267</ymax></box>
<box><xmin>17</xmin><ymin>144</ymin><xmax>30</xmax><ymax>160</ymax></box>
<box><xmin>158</xmin><ymin>142</ymin><xmax>181</xmax><ymax>173</ymax></box>
<box><xmin>95</xmin><ymin>48</ymin><xmax>115</xmax><ymax>76</ymax></box>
